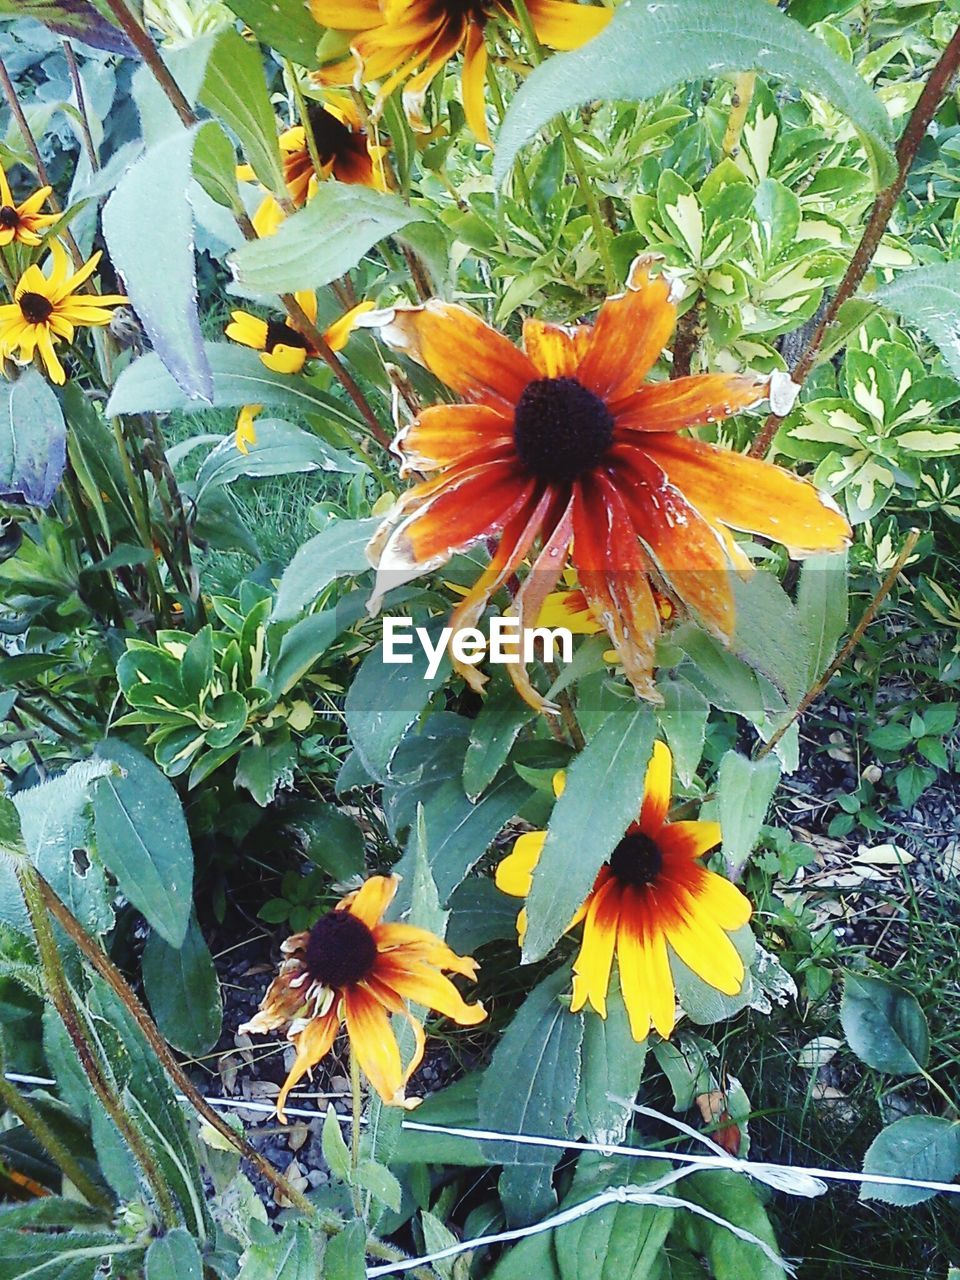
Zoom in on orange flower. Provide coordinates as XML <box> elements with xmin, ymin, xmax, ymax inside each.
<box><xmin>239</xmin><ymin>97</ymin><xmax>388</xmax><ymax>236</ymax></box>
<box><xmin>310</xmin><ymin>0</ymin><xmax>611</xmax><ymax>147</ymax></box>
<box><xmin>496</xmin><ymin>742</ymin><xmax>752</xmax><ymax>1042</ymax></box>
<box><xmin>239</xmin><ymin>875</ymin><xmax>485</xmax><ymax>1117</ymax></box>
<box><xmin>366</xmin><ymin>255</ymin><xmax>851</xmax><ymax>708</ymax></box>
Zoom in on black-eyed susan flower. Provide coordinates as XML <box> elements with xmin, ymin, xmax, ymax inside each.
<box><xmin>239</xmin><ymin>96</ymin><xmax>388</xmax><ymax>236</ymax></box>
<box><xmin>310</xmin><ymin>0</ymin><xmax>611</xmax><ymax>147</ymax></box>
<box><xmin>0</xmin><ymin>242</ymin><xmax>127</xmax><ymax>385</ymax></box>
<box><xmin>365</xmin><ymin>255</ymin><xmax>851</xmax><ymax>708</ymax></box>
<box><xmin>234</xmin><ymin>403</ymin><xmax>261</xmax><ymax>454</ymax></box>
<box><xmin>239</xmin><ymin>874</ymin><xmax>486</xmax><ymax>1117</ymax></box>
<box><xmin>0</xmin><ymin>166</ymin><xmax>58</xmax><ymax>247</ymax></box>
<box><xmin>496</xmin><ymin>741</ymin><xmax>752</xmax><ymax>1042</ymax></box>
<box><xmin>225</xmin><ymin>293</ymin><xmax>374</xmax><ymax>374</ymax></box>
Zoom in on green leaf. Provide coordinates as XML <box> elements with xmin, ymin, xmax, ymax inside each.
<box><xmin>556</xmin><ymin>1166</ymin><xmax>674</xmax><ymax>1280</ymax></box>
<box><xmin>92</xmin><ymin>741</ymin><xmax>193</xmax><ymax>947</ymax></box>
<box><xmin>655</xmin><ymin>678</ymin><xmax>709</xmax><ymax>787</ymax></box>
<box><xmin>223</xmin><ymin>0</ymin><xmax>320</xmax><ymax>67</ymax></box>
<box><xmin>237</xmin><ymin>1220</ymin><xmax>322</xmax><ymax>1280</ymax></box>
<box><xmin>494</xmin><ymin>0</ymin><xmax>896</xmax><ymax>191</ymax></box>
<box><xmin>145</xmin><ymin>1228</ymin><xmax>203</xmax><ymax>1280</ymax></box>
<box><xmin>102</xmin><ymin>124</ymin><xmax>213</xmax><ymax>401</ymax></box>
<box><xmin>235</xmin><ymin>740</ymin><xmax>298</xmax><ymax>806</ymax></box>
<box><xmin>356</xmin><ymin>1159</ymin><xmax>403</xmax><ymax>1212</ymax></box>
<box><xmin>271</xmin><ymin>517</ymin><xmax>379</xmax><ymax>621</ymax></box>
<box><xmin>840</xmin><ymin>973</ymin><xmax>929</xmax><ymax>1075</ymax></box>
<box><xmin>322</xmin><ymin>1104</ymin><xmax>352</xmax><ymax>1184</ymax></box>
<box><xmin>861</xmin><ymin>1115</ymin><xmax>960</xmax><ymax>1206</ymax></box>
<box><xmin>0</xmin><ymin>368</ymin><xmax>67</xmax><ymax>506</ymax></box>
<box><xmin>106</xmin><ymin>343</ymin><xmax>360</xmax><ymax>429</ymax></box>
<box><xmin>680</xmin><ymin>1170</ymin><xmax>788</xmax><ymax>1279</ymax></box>
<box><xmin>463</xmin><ymin>679</ymin><xmax>537</xmax><ymax>800</ymax></box>
<box><xmin>269</xmin><ymin>592</ymin><xmax>367</xmax><ymax>697</ymax></box>
<box><xmin>142</xmin><ymin>912</ymin><xmax>222</xmax><ymax>1056</ymax></box>
<box><xmin>671</xmin><ymin>925</ymin><xmax>756</xmax><ymax>1025</ymax></box>
<box><xmin>876</xmin><ymin>264</ymin><xmax>960</xmax><ymax>381</ymax></box>
<box><xmin>195</xmin><ymin>420</ymin><xmax>364</xmax><ymax>502</ymax></box>
<box><xmin>394</xmin><ymin>1074</ymin><xmax>491</xmax><ymax>1167</ymax></box>
<box><xmin>0</xmin><ymin>0</ymin><xmax>135</xmax><ymax>55</ymax></box>
<box><xmin>717</xmin><ymin>752</ymin><xmax>781</xmax><ymax>878</ymax></box>
<box><xmin>284</xmin><ymin>803</ymin><xmax>366</xmax><ymax>880</ymax></box>
<box><xmin>198</xmin><ymin>28</ymin><xmax>285</xmax><ymax>197</ymax></box>
<box><xmin>228</xmin><ymin>183</ymin><xmax>427</xmax><ymax>293</ymax></box>
<box><xmin>795</xmin><ymin>551</ymin><xmax>848</xmax><ymax>685</ymax></box>
<box><xmin>446</xmin><ymin>875</ymin><xmax>521</xmax><ymax>953</ymax></box>
<box><xmin>575</xmin><ymin>967</ymin><xmax>648</xmax><ymax>1146</ymax></box>
<box><xmin>478</xmin><ymin>967</ymin><xmax>584</xmax><ymax>1225</ymax></box>
<box><xmin>523</xmin><ymin>705</ymin><xmax>655</xmax><ymax>963</ymax></box>
<box><xmin>0</xmin><ymin>1228</ymin><xmax>141</xmax><ymax>1279</ymax></box>
<box><xmin>489</xmin><ymin>1230</ymin><xmax>560</xmax><ymax>1280</ymax></box>
<box><xmin>324</xmin><ymin>1219</ymin><xmax>366</xmax><ymax>1280</ymax></box>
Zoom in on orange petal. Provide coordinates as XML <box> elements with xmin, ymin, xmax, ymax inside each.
<box><xmin>378</xmin><ymin>301</ymin><xmax>536</xmax><ymax>412</ymax></box>
<box><xmin>612</xmin><ymin>373</ymin><xmax>768</xmax><ymax>432</ymax></box>
<box><xmin>375</xmin><ymin>956</ymin><xmax>486</xmax><ymax>1025</ymax></box>
<box><xmin>373</xmin><ymin>922</ymin><xmax>479</xmax><ymax>978</ymax></box>
<box><xmin>461</xmin><ymin>19</ymin><xmax>491</xmax><ymax>147</ymax></box>
<box><xmin>609</xmin><ymin>445</ymin><xmax>735</xmax><ymax>642</ymax></box>
<box><xmin>277</xmin><ymin>1009</ymin><xmax>340</xmax><ymax>1121</ymax></box>
<box><xmin>344</xmin><ymin>874</ymin><xmax>398</xmax><ymax>927</ymax></box>
<box><xmin>310</xmin><ymin>0</ymin><xmax>382</xmax><ymax>27</ymax></box>
<box><xmin>641</xmin><ymin>433</ymin><xmax>852</xmax><ymax>557</ymax></box>
<box><xmin>507</xmin><ymin>491</ymin><xmax>576</xmax><ymax>709</ymax></box>
<box><xmin>659</xmin><ymin>819</ymin><xmax>722</xmax><ymax>861</ymax></box>
<box><xmin>395</xmin><ymin>403</ymin><xmax>513</xmax><ymax>475</ymax></box>
<box><xmin>639</xmin><ymin>740</ymin><xmax>673</xmax><ymax>833</ymax></box>
<box><xmin>342</xmin><ymin>985</ymin><xmax>407</xmax><ymax>1106</ymax></box>
<box><xmin>523</xmin><ymin>318</ymin><xmax>593</xmax><ymax>378</ymax></box>
<box><xmin>576</xmin><ymin>256</ymin><xmax>676</xmax><ymax>402</ymax></box>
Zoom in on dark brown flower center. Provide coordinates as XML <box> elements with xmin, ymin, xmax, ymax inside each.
<box><xmin>306</xmin><ymin>102</ymin><xmax>359</xmax><ymax>164</ymax></box>
<box><xmin>304</xmin><ymin>910</ymin><xmax>377</xmax><ymax>988</ymax></box>
<box><xmin>609</xmin><ymin>830</ymin><xmax>663</xmax><ymax>889</ymax></box>
<box><xmin>439</xmin><ymin>0</ymin><xmax>494</xmax><ymax>21</ymax></box>
<box><xmin>513</xmin><ymin>376</ymin><xmax>614</xmax><ymax>484</ymax></box>
<box><xmin>0</xmin><ymin>205</ymin><xmax>20</xmax><ymax>229</ymax></box>
<box><xmin>19</xmin><ymin>291</ymin><xmax>53</xmax><ymax>325</ymax></box>
<box><xmin>265</xmin><ymin>319</ymin><xmax>309</xmax><ymax>354</ymax></box>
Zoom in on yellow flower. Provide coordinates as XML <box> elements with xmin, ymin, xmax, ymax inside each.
<box><xmin>311</xmin><ymin>0</ymin><xmax>612</xmax><ymax>146</ymax></box>
<box><xmin>239</xmin><ymin>875</ymin><xmax>486</xmax><ymax>1116</ymax></box>
<box><xmin>225</xmin><ymin>292</ymin><xmax>374</xmax><ymax>374</ymax></box>
<box><xmin>495</xmin><ymin>741</ymin><xmax>752</xmax><ymax>1042</ymax></box>
<box><xmin>239</xmin><ymin>96</ymin><xmax>389</xmax><ymax>237</ymax></box>
<box><xmin>235</xmin><ymin>403</ymin><xmax>261</xmax><ymax>454</ymax></box>
<box><xmin>0</xmin><ymin>242</ymin><xmax>127</xmax><ymax>385</ymax></box>
<box><xmin>0</xmin><ymin>166</ymin><xmax>58</xmax><ymax>247</ymax></box>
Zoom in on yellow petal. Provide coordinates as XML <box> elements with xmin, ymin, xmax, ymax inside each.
<box><xmin>324</xmin><ymin>299</ymin><xmax>375</xmax><ymax>352</ymax></box>
<box><xmin>345</xmin><ymin>874</ymin><xmax>398</xmax><ymax>927</ymax></box>
<box><xmin>260</xmin><ymin>344</ymin><xmax>307</xmax><ymax>374</ymax></box>
<box><xmin>225</xmin><ymin>311</ymin><xmax>268</xmax><ymax>350</ymax></box>
<box><xmin>639</xmin><ymin>739</ymin><xmax>672</xmax><ymax>833</ymax></box>
<box><xmin>495</xmin><ymin>830</ymin><xmax>546</xmax><ymax>897</ymax></box>
<box><xmin>665</xmin><ymin>912</ymin><xmax>745</xmax><ymax>997</ymax></box>
<box><xmin>276</xmin><ymin>1009</ymin><xmax>340</xmax><ymax>1121</ymax></box>
<box><xmin>570</xmin><ymin>878</ymin><xmax>619</xmax><ymax>1018</ymax></box>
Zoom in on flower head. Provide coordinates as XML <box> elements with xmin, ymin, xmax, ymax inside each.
<box><xmin>311</xmin><ymin>0</ymin><xmax>611</xmax><ymax>146</ymax></box>
<box><xmin>240</xmin><ymin>874</ymin><xmax>486</xmax><ymax>1116</ymax></box>
<box><xmin>0</xmin><ymin>242</ymin><xmax>127</xmax><ymax>384</ymax></box>
<box><xmin>0</xmin><ymin>167</ymin><xmax>58</xmax><ymax>247</ymax></box>
<box><xmin>225</xmin><ymin>292</ymin><xmax>373</xmax><ymax>374</ymax></box>
<box><xmin>366</xmin><ymin>255</ymin><xmax>851</xmax><ymax>708</ymax></box>
<box><xmin>496</xmin><ymin>741</ymin><xmax>752</xmax><ymax>1042</ymax></box>
<box><xmin>240</xmin><ymin>97</ymin><xmax>388</xmax><ymax>236</ymax></box>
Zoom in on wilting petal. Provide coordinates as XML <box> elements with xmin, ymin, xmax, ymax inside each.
<box><xmin>612</xmin><ymin>373</ymin><xmax>768</xmax><ymax>432</ymax></box>
<box><xmin>402</xmin><ymin>18</ymin><xmax>466</xmax><ymax>133</ymax></box>
<box><xmin>639</xmin><ymin>739</ymin><xmax>673</xmax><ymax>833</ymax></box>
<box><xmin>571</xmin><ymin>877</ymin><xmax>620</xmax><ymax>1018</ymax></box>
<box><xmin>523</xmin><ymin>318</ymin><xmax>593</xmax><ymax>378</ymax></box>
<box><xmin>376</xmin><ymin>301</ymin><xmax>536</xmax><ymax>411</ymax></box>
<box><xmin>610</xmin><ymin>445</ymin><xmax>735</xmax><ymax>642</ymax></box>
<box><xmin>641</xmin><ymin>433</ymin><xmax>851</xmax><ymax>556</ymax></box>
<box><xmin>658</xmin><ymin>820</ymin><xmax>722</xmax><ymax>862</ymax></box>
<box><xmin>276</xmin><ymin>1008</ymin><xmax>340</xmax><ymax>1121</ymax></box>
<box><xmin>576</xmin><ymin>256</ymin><xmax>676</xmax><ymax>402</ymax></box>
<box><xmin>571</xmin><ymin>472</ymin><xmax>662</xmax><ymax>702</ymax></box>
<box><xmin>345</xmin><ymin>874</ymin><xmax>398</xmax><ymax>927</ymax></box>
<box><xmin>376</xmin><ymin>955</ymin><xmax>486</xmax><ymax>1025</ymax></box>
<box><xmin>526</xmin><ymin>0</ymin><xmax>613</xmax><ymax>49</ymax></box>
<box><xmin>396</xmin><ymin>403</ymin><xmax>513</xmax><ymax>475</ymax></box>
<box><xmin>496</xmin><ymin>830</ymin><xmax>547</xmax><ymax>897</ymax></box>
<box><xmin>374</xmin><ymin>923</ymin><xmax>479</xmax><ymax>978</ymax></box>
<box><xmin>461</xmin><ymin>19</ymin><xmax>491</xmax><ymax>146</ymax></box>
<box><xmin>508</xmin><ymin>491</ymin><xmax>576</xmax><ymax>709</ymax></box>
<box><xmin>342</xmin><ymin>986</ymin><xmax>406</xmax><ymax>1105</ymax></box>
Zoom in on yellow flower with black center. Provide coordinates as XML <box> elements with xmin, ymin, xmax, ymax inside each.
<box><xmin>225</xmin><ymin>292</ymin><xmax>374</xmax><ymax>374</ymax></box>
<box><xmin>239</xmin><ymin>874</ymin><xmax>486</xmax><ymax>1116</ymax></box>
<box><xmin>0</xmin><ymin>242</ymin><xmax>127</xmax><ymax>385</ymax></box>
<box><xmin>238</xmin><ymin>96</ymin><xmax>389</xmax><ymax>237</ymax></box>
<box><xmin>311</xmin><ymin>0</ymin><xmax>612</xmax><ymax>146</ymax></box>
<box><xmin>495</xmin><ymin>741</ymin><xmax>753</xmax><ymax>1043</ymax></box>
<box><xmin>0</xmin><ymin>166</ymin><xmax>58</xmax><ymax>247</ymax></box>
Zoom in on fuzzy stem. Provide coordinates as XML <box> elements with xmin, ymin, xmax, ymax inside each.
<box><xmin>62</xmin><ymin>41</ymin><xmax>99</xmax><ymax>173</ymax></box>
<box><xmin>749</xmin><ymin>25</ymin><xmax>960</xmax><ymax>459</ymax></box>
<box><xmin>349</xmin><ymin>1047</ymin><xmax>364</xmax><ymax>1218</ymax></box>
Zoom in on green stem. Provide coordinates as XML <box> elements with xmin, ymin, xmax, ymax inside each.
<box><xmin>349</xmin><ymin>1047</ymin><xmax>364</xmax><ymax>1218</ymax></box>
<box><xmin>110</xmin><ymin>416</ymin><xmax>168</xmax><ymax>623</ymax></box>
<box><xmin>511</xmin><ymin>0</ymin><xmax>617</xmax><ymax>290</ymax></box>
<box><xmin>16</xmin><ymin>861</ymin><xmax>179</xmax><ymax>1227</ymax></box>
<box><xmin>486</xmin><ymin>61</ymin><xmax>533</xmax><ymax>207</ymax></box>
<box><xmin>0</xmin><ymin>1072</ymin><xmax>113</xmax><ymax>1211</ymax></box>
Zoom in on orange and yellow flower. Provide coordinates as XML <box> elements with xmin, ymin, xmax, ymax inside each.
<box><xmin>0</xmin><ymin>166</ymin><xmax>58</xmax><ymax>247</ymax></box>
<box><xmin>0</xmin><ymin>242</ymin><xmax>127</xmax><ymax>384</ymax></box>
<box><xmin>311</xmin><ymin>0</ymin><xmax>611</xmax><ymax>147</ymax></box>
<box><xmin>365</xmin><ymin>254</ymin><xmax>851</xmax><ymax>708</ymax></box>
<box><xmin>496</xmin><ymin>741</ymin><xmax>752</xmax><ymax>1042</ymax></box>
<box><xmin>239</xmin><ymin>96</ymin><xmax>388</xmax><ymax>236</ymax></box>
<box><xmin>240</xmin><ymin>874</ymin><xmax>486</xmax><ymax>1116</ymax></box>
<box><xmin>225</xmin><ymin>291</ymin><xmax>374</xmax><ymax>374</ymax></box>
